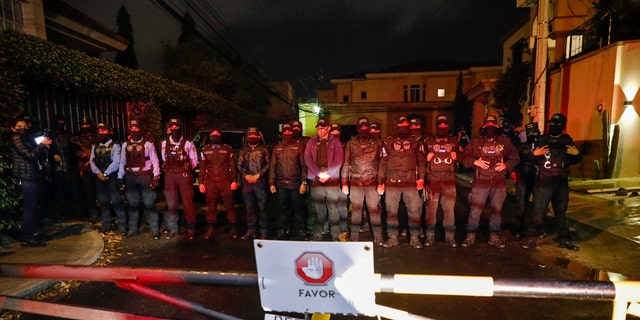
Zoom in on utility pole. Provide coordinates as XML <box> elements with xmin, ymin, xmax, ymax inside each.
<box><xmin>532</xmin><ymin>0</ymin><xmax>550</xmax><ymax>132</ymax></box>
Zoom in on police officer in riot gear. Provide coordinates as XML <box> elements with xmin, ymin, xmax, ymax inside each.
<box><xmin>198</xmin><ymin>128</ymin><xmax>239</xmax><ymax>240</ymax></box>
<box><xmin>90</xmin><ymin>123</ymin><xmax>126</xmax><ymax>234</ymax></box>
<box><xmin>269</xmin><ymin>123</ymin><xmax>308</xmax><ymax>240</ymax></box>
<box><xmin>424</xmin><ymin>115</ymin><xmax>460</xmax><ymax>248</ymax></box>
<box><xmin>461</xmin><ymin>115</ymin><xmax>519</xmax><ymax>248</ymax></box>
<box><xmin>521</xmin><ymin>113</ymin><xmax>581</xmax><ymax>250</ymax></box>
<box><xmin>341</xmin><ymin>117</ymin><xmax>384</xmax><ymax>244</ymax></box>
<box><xmin>119</xmin><ymin>119</ymin><xmax>161</xmax><ymax>239</ymax></box>
<box><xmin>161</xmin><ymin>118</ymin><xmax>198</xmax><ymax>239</ymax></box>
<box><xmin>378</xmin><ymin>116</ymin><xmax>426</xmax><ymax>248</ymax></box>
<box><xmin>238</xmin><ymin>127</ymin><xmax>271</xmax><ymax>240</ymax></box>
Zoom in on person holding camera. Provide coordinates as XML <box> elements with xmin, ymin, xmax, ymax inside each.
<box><xmin>10</xmin><ymin>117</ymin><xmax>52</xmax><ymax>247</ymax></box>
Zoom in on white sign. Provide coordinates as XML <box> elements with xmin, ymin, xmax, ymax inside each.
<box><xmin>264</xmin><ymin>313</ymin><xmax>304</xmax><ymax>320</ymax></box>
<box><xmin>254</xmin><ymin>240</ymin><xmax>376</xmax><ymax>315</ymax></box>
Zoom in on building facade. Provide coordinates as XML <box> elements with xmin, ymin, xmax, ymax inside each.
<box><xmin>315</xmin><ymin>63</ymin><xmax>502</xmax><ymax>140</ymax></box>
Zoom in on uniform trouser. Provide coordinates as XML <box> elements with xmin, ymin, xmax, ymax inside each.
<box><xmin>20</xmin><ymin>178</ymin><xmax>42</xmax><ymax>237</ymax></box>
<box><xmin>242</xmin><ymin>180</ymin><xmax>268</xmax><ymax>232</ymax></box>
<box><xmin>466</xmin><ymin>176</ymin><xmax>506</xmax><ymax>232</ymax></box>
<box><xmin>349</xmin><ymin>185</ymin><xmax>382</xmax><ymax>228</ymax></box>
<box><xmin>204</xmin><ymin>179</ymin><xmax>236</xmax><ymax>224</ymax></box>
<box><xmin>310</xmin><ymin>180</ymin><xmax>344</xmax><ymax>236</ymax></box>
<box><xmin>426</xmin><ymin>172</ymin><xmax>457</xmax><ymax>230</ymax></box>
<box><xmin>80</xmin><ymin>170</ymin><xmax>97</xmax><ymax>219</ymax></box>
<box><xmin>527</xmin><ymin>175</ymin><xmax>571</xmax><ymax>241</ymax></box>
<box><xmin>277</xmin><ymin>186</ymin><xmax>304</xmax><ymax>233</ymax></box>
<box><xmin>515</xmin><ymin>171</ymin><xmax>536</xmax><ymax>228</ymax></box>
<box><xmin>96</xmin><ymin>172</ymin><xmax>126</xmax><ymax>231</ymax></box>
<box><xmin>164</xmin><ymin>172</ymin><xmax>196</xmax><ymax>232</ymax></box>
<box><xmin>125</xmin><ymin>174</ymin><xmax>159</xmax><ymax>233</ymax></box>
<box><xmin>385</xmin><ymin>183</ymin><xmax>423</xmax><ymax>235</ymax></box>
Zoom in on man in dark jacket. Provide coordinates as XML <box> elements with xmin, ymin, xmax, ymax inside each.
<box><xmin>199</xmin><ymin>128</ymin><xmax>239</xmax><ymax>239</ymax></box>
<box><xmin>269</xmin><ymin>122</ymin><xmax>307</xmax><ymax>240</ymax></box>
<box><xmin>341</xmin><ymin>117</ymin><xmax>384</xmax><ymax>244</ymax></box>
<box><xmin>10</xmin><ymin>117</ymin><xmax>51</xmax><ymax>247</ymax></box>
<box><xmin>521</xmin><ymin>113</ymin><xmax>581</xmax><ymax>250</ymax></box>
<box><xmin>461</xmin><ymin>115</ymin><xmax>519</xmax><ymax>248</ymax></box>
<box><xmin>305</xmin><ymin>118</ymin><xmax>345</xmax><ymax>241</ymax></box>
<box><xmin>238</xmin><ymin>127</ymin><xmax>270</xmax><ymax>239</ymax></box>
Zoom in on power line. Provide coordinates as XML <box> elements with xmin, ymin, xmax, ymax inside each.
<box><xmin>152</xmin><ymin>0</ymin><xmax>294</xmax><ymax>108</ymax></box>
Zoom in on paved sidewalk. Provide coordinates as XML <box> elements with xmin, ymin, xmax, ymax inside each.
<box><xmin>0</xmin><ymin>222</ymin><xmax>104</xmax><ymax>297</ymax></box>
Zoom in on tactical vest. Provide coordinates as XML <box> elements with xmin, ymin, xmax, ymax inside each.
<box><xmin>94</xmin><ymin>141</ymin><xmax>114</xmax><ymax>172</ymax></box>
<box><xmin>426</xmin><ymin>136</ymin><xmax>456</xmax><ymax>172</ymax></box>
<box><xmin>384</xmin><ymin>136</ymin><xmax>420</xmax><ymax>181</ymax></box>
<box><xmin>477</xmin><ymin>136</ymin><xmax>506</xmax><ymax>177</ymax></box>
<box><xmin>535</xmin><ymin>135</ymin><xmax>572</xmax><ymax>175</ymax></box>
<box><xmin>125</xmin><ymin>139</ymin><xmax>148</xmax><ymax>169</ymax></box>
<box><xmin>164</xmin><ymin>138</ymin><xmax>188</xmax><ymax>173</ymax></box>
<box><xmin>202</xmin><ymin>144</ymin><xmax>233</xmax><ymax>178</ymax></box>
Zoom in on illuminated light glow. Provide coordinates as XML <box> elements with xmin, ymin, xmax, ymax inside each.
<box><xmin>385</xmin><ymin>274</ymin><xmax>494</xmax><ymax>296</ymax></box>
<box><xmin>614</xmin><ymin>45</ymin><xmax>640</xmax><ymax>101</ymax></box>
<box><xmin>313</xmin><ymin>104</ymin><xmax>321</xmax><ymax>114</ymax></box>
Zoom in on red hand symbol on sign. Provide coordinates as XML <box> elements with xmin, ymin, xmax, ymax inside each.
<box><xmin>296</xmin><ymin>252</ymin><xmax>334</xmax><ymax>285</ymax></box>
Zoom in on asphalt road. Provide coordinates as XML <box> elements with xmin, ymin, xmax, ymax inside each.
<box><xmin>21</xmin><ymin>182</ymin><xmax>618</xmax><ymax>320</ymax></box>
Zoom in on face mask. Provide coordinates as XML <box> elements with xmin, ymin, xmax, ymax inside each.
<box><xmin>15</xmin><ymin>128</ymin><xmax>27</xmax><ymax>135</ymax></box>
<box><xmin>410</xmin><ymin>128</ymin><xmax>421</xmax><ymax>136</ymax></box>
<box><xmin>210</xmin><ymin>136</ymin><xmax>221</xmax><ymax>144</ymax></box>
<box><xmin>526</xmin><ymin>136</ymin><xmax>537</xmax><ymax>144</ymax></box>
<box><xmin>484</xmin><ymin>127</ymin><xmax>497</xmax><ymax>138</ymax></box>
<box><xmin>358</xmin><ymin>129</ymin><xmax>370</xmax><ymax>140</ymax></box>
<box><xmin>130</xmin><ymin>132</ymin><xmax>142</xmax><ymax>140</ymax></box>
<box><xmin>548</xmin><ymin>124</ymin><xmax>564</xmax><ymax>136</ymax></box>
<box><xmin>248</xmin><ymin>137</ymin><xmax>260</xmax><ymax>145</ymax></box>
<box><xmin>170</xmin><ymin>129</ymin><xmax>181</xmax><ymax>139</ymax></box>
<box><xmin>98</xmin><ymin>134</ymin><xmax>110</xmax><ymax>143</ymax></box>
<box><xmin>282</xmin><ymin>134</ymin><xmax>293</xmax><ymax>144</ymax></box>
<box><xmin>292</xmin><ymin>130</ymin><xmax>302</xmax><ymax>140</ymax></box>
<box><xmin>370</xmin><ymin>131</ymin><xmax>381</xmax><ymax>140</ymax></box>
<box><xmin>437</xmin><ymin>127</ymin><xmax>449</xmax><ymax>137</ymax></box>
<box><xmin>396</xmin><ymin>126</ymin><xmax>410</xmax><ymax>138</ymax></box>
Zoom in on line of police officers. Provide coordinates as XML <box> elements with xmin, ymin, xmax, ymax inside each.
<box><xmin>29</xmin><ymin>112</ymin><xmax>580</xmax><ymax>251</ymax></box>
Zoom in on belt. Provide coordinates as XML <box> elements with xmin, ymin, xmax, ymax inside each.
<box><xmin>126</xmin><ymin>168</ymin><xmax>152</xmax><ymax>176</ymax></box>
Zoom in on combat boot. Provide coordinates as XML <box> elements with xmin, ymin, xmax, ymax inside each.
<box><xmin>229</xmin><ymin>222</ymin><xmax>238</xmax><ymax>239</ymax></box>
<box><xmin>372</xmin><ymin>226</ymin><xmax>384</xmax><ymax>246</ymax></box>
<box><xmin>461</xmin><ymin>231</ymin><xmax>475</xmax><ymax>247</ymax></box>
<box><xmin>204</xmin><ymin>228</ymin><xmax>215</xmax><ymax>240</ymax></box>
<box><xmin>204</xmin><ymin>223</ymin><xmax>216</xmax><ymax>240</ymax></box>
<box><xmin>349</xmin><ymin>229</ymin><xmax>359</xmax><ymax>242</ymax></box>
<box><xmin>488</xmin><ymin>232</ymin><xmax>506</xmax><ymax>248</ymax></box>
<box><xmin>186</xmin><ymin>229</ymin><xmax>195</xmax><ymax>240</ymax></box>
<box><xmin>424</xmin><ymin>228</ymin><xmax>435</xmax><ymax>247</ymax></box>
<box><xmin>409</xmin><ymin>233</ymin><xmax>422</xmax><ymax>249</ymax></box>
<box><xmin>241</xmin><ymin>229</ymin><xmax>257</xmax><ymax>240</ymax></box>
<box><xmin>383</xmin><ymin>231</ymin><xmax>399</xmax><ymax>248</ymax></box>
<box><xmin>445</xmin><ymin>229</ymin><xmax>458</xmax><ymax>248</ymax></box>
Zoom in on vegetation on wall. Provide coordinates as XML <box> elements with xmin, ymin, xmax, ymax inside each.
<box><xmin>0</xmin><ymin>29</ymin><xmax>278</xmax><ymax>233</ymax></box>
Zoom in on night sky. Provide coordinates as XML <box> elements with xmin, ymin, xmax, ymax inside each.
<box><xmin>65</xmin><ymin>0</ymin><xmax>529</xmax><ymax>96</ymax></box>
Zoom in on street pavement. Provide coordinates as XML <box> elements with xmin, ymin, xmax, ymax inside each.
<box><xmin>1</xmin><ymin>174</ymin><xmax>639</xmax><ymax>301</ymax></box>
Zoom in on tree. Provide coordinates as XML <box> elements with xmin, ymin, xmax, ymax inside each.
<box><xmin>493</xmin><ymin>60</ymin><xmax>531</xmax><ymax>128</ymax></box>
<box><xmin>161</xmin><ymin>12</ymin><xmax>270</xmax><ymax>114</ymax></box>
<box><xmin>115</xmin><ymin>5</ymin><xmax>138</xmax><ymax>70</ymax></box>
<box><xmin>452</xmin><ymin>72</ymin><xmax>473</xmax><ymax>132</ymax></box>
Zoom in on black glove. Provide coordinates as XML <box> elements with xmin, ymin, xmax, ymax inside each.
<box><xmin>117</xmin><ymin>179</ymin><xmax>125</xmax><ymax>191</ymax></box>
<box><xmin>149</xmin><ymin>175</ymin><xmax>160</xmax><ymax>189</ymax></box>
